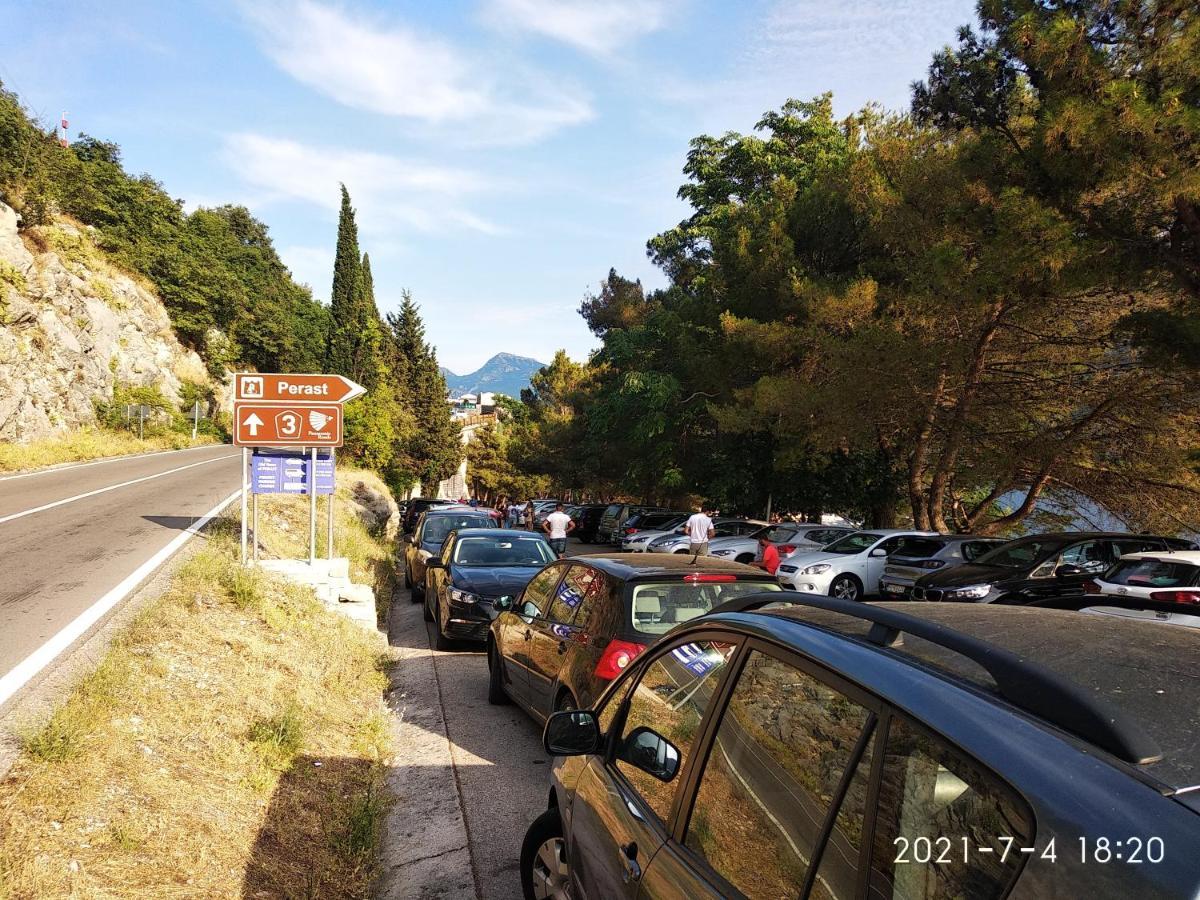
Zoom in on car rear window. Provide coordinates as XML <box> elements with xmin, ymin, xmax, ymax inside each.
<box><xmin>629</xmin><ymin>580</ymin><xmax>780</xmax><ymax>636</ymax></box>
<box><xmin>603</xmin><ymin>504</ymin><xmax>621</xmax><ymax>519</ymax></box>
<box><xmin>422</xmin><ymin>515</ymin><xmax>493</xmax><ymax>543</ymax></box>
<box><xmin>974</xmin><ymin>538</ymin><xmax>1068</xmax><ymax>568</ymax></box>
<box><xmin>892</xmin><ymin>537</ymin><xmax>945</xmax><ymax>558</ymax></box>
<box><xmin>1104</xmin><ymin>557</ymin><xmax>1200</xmax><ymax>588</ymax></box>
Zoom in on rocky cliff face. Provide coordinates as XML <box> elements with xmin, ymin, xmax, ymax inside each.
<box><xmin>0</xmin><ymin>202</ymin><xmax>209</xmax><ymax>441</ymax></box>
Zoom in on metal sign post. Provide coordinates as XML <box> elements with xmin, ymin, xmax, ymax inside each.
<box><xmin>192</xmin><ymin>400</ymin><xmax>200</xmax><ymax>440</ymax></box>
<box><xmin>240</xmin><ymin>448</ymin><xmax>249</xmax><ymax>565</ymax></box>
<box><xmin>309</xmin><ymin>446</ymin><xmax>317</xmax><ymax>566</ymax></box>
<box><xmin>252</xmin><ymin>493</ymin><xmax>259</xmax><ymax>565</ymax></box>
<box><xmin>327</xmin><ymin>448</ymin><xmax>336</xmax><ymax>559</ymax></box>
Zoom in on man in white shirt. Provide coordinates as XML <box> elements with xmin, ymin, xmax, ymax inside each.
<box><xmin>542</xmin><ymin>503</ymin><xmax>575</xmax><ymax>558</ymax></box>
<box><xmin>684</xmin><ymin>506</ymin><xmax>715</xmax><ymax>556</ymax></box>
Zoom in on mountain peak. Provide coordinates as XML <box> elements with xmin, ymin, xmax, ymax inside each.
<box><xmin>442</xmin><ymin>352</ymin><xmax>547</xmax><ymax>397</ymax></box>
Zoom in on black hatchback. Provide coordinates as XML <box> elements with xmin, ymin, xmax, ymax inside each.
<box><xmin>486</xmin><ymin>554</ymin><xmax>779</xmax><ymax>720</ymax></box>
<box><xmin>911</xmin><ymin>531</ymin><xmax>1194</xmax><ymax>604</ymax></box>
<box><xmin>522</xmin><ymin>595</ymin><xmax>1200</xmax><ymax>899</ymax></box>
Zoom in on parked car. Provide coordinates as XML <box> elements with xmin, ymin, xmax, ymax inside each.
<box><xmin>401</xmin><ymin>497</ymin><xmax>456</xmax><ymax>534</ymax></box>
<box><xmin>776</xmin><ymin>529</ymin><xmax>940</xmax><ymax>600</ymax></box>
<box><xmin>523</xmin><ymin>594</ymin><xmax>1200</xmax><ymax>900</ymax></box>
<box><xmin>708</xmin><ymin>522</ymin><xmax>855</xmax><ymax>564</ymax></box>
<box><xmin>486</xmin><ymin>554</ymin><xmax>779</xmax><ymax>719</ymax></box>
<box><xmin>617</xmin><ymin>512</ymin><xmax>688</xmax><ymax>550</ymax></box>
<box><xmin>423</xmin><ymin>528</ymin><xmax>556</xmax><ymax>650</ymax></box>
<box><xmin>1030</xmin><ymin>591</ymin><xmax>1200</xmax><ymax>631</ymax></box>
<box><xmin>1088</xmin><ymin>549</ymin><xmax>1200</xmax><ymax>603</ymax></box>
<box><xmin>569</xmin><ymin>504</ymin><xmax>607</xmax><ymax>543</ymax></box>
<box><xmin>402</xmin><ymin>508</ymin><xmax>496</xmax><ymax>602</ymax></box>
<box><xmin>646</xmin><ymin>518</ymin><xmax>767</xmax><ymax>553</ymax></box>
<box><xmin>595</xmin><ymin>504</ymin><xmax>666</xmax><ymax>544</ymax></box>
<box><xmin>620</xmin><ymin>516</ymin><xmax>688</xmax><ymax>552</ymax></box>
<box><xmin>879</xmin><ymin>535</ymin><xmax>1009</xmax><ymax>599</ymax></box>
<box><xmin>909</xmin><ymin>531</ymin><xmax>1194</xmax><ymax>605</ymax></box>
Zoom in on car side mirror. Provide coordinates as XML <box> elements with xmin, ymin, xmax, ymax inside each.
<box><xmin>1056</xmin><ymin>563</ymin><xmax>1083</xmax><ymax>577</ymax></box>
<box><xmin>869</xmin><ymin>547</ymin><xmax>888</xmax><ymax>558</ymax></box>
<box><xmin>618</xmin><ymin>726</ymin><xmax>680</xmax><ymax>782</ymax></box>
<box><xmin>426</xmin><ymin>558</ymin><xmax>444</xmax><ymax>569</ymax></box>
<box><xmin>544</xmin><ymin>710</ymin><xmax>600</xmax><ymax>756</ymax></box>
<box><xmin>493</xmin><ymin>596</ymin><xmax>513</xmax><ymax>611</ymax></box>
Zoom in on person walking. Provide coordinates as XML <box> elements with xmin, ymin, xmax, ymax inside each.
<box><xmin>507</xmin><ymin>499</ymin><xmax>521</xmax><ymax>529</ymax></box>
<box><xmin>684</xmin><ymin>505</ymin><xmax>715</xmax><ymax>556</ymax></box>
<box><xmin>542</xmin><ymin>502</ymin><xmax>575</xmax><ymax>558</ymax></box>
<box><xmin>524</xmin><ymin>500</ymin><xmax>536</xmax><ymax>531</ymax></box>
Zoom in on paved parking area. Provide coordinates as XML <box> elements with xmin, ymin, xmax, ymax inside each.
<box><xmin>381</xmin><ymin>539</ymin><xmax>610</xmax><ymax>899</ymax></box>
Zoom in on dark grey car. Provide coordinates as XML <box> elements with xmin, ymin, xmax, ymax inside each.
<box><xmin>879</xmin><ymin>535</ymin><xmax>1008</xmax><ymax>599</ymax></box>
<box><xmin>522</xmin><ymin>595</ymin><xmax>1200</xmax><ymax>899</ymax></box>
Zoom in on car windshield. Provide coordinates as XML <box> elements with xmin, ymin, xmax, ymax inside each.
<box><xmin>755</xmin><ymin>524</ymin><xmax>798</xmax><ymax>542</ymax></box>
<box><xmin>1104</xmin><ymin>558</ymin><xmax>1200</xmax><ymax>588</ymax></box>
<box><xmin>822</xmin><ymin>532</ymin><xmax>884</xmax><ymax>554</ymax></box>
<box><xmin>422</xmin><ymin>515</ymin><xmax>493</xmax><ymax>543</ymax></box>
<box><xmin>629</xmin><ymin>580</ymin><xmax>781</xmax><ymax>636</ymax></box>
<box><xmin>974</xmin><ymin>538</ymin><xmax>1070</xmax><ymax>568</ymax></box>
<box><xmin>638</xmin><ymin>514</ymin><xmax>684</xmax><ymax>529</ymax></box>
<box><xmin>452</xmin><ymin>536</ymin><xmax>555</xmax><ymax>566</ymax></box>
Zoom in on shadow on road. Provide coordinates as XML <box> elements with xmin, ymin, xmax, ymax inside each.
<box><xmin>141</xmin><ymin>514</ymin><xmax>202</xmax><ymax>532</ymax></box>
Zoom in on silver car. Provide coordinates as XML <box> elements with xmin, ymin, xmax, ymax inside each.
<box><xmin>879</xmin><ymin>535</ymin><xmax>1008</xmax><ymax>599</ymax></box>
<box><xmin>647</xmin><ymin>518</ymin><xmax>768</xmax><ymax>553</ymax></box>
<box><xmin>620</xmin><ymin>515</ymin><xmax>688</xmax><ymax>551</ymax></box>
<box><xmin>709</xmin><ymin>523</ymin><xmax>856</xmax><ymax>564</ymax></box>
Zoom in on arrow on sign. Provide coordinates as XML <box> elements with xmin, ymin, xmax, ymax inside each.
<box><xmin>243</xmin><ymin>412</ymin><xmax>264</xmax><ymax>436</ymax></box>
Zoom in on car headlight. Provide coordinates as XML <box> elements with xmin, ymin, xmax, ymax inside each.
<box><xmin>802</xmin><ymin>563</ymin><xmax>832</xmax><ymax>575</ymax></box>
<box><xmin>948</xmin><ymin>584</ymin><xmax>992</xmax><ymax>600</ymax></box>
<box><xmin>449</xmin><ymin>588</ymin><xmax>483</xmax><ymax>604</ymax></box>
<box><xmin>711</xmin><ymin>549</ymin><xmax>735</xmax><ymax>557</ymax></box>
<box><xmin>418</xmin><ymin>549</ymin><xmax>432</xmax><ymax>561</ymax></box>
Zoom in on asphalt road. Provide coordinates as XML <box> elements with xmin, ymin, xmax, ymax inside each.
<box><xmin>0</xmin><ymin>444</ymin><xmax>242</xmax><ymax>711</ymax></box>
<box><xmin>389</xmin><ymin>538</ymin><xmax>610</xmax><ymax>900</ymax></box>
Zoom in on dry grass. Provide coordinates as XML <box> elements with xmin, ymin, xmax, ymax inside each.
<box><xmin>0</xmin><ymin>491</ymin><xmax>398</xmax><ymax>899</ymax></box>
<box><xmin>0</xmin><ymin>429</ymin><xmax>218</xmax><ymax>474</ymax></box>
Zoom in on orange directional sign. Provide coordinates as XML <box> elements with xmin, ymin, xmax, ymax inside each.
<box><xmin>233</xmin><ymin>403</ymin><xmax>343</xmax><ymax>447</ymax></box>
<box><xmin>235</xmin><ymin>372</ymin><xmax>366</xmax><ymax>404</ymax></box>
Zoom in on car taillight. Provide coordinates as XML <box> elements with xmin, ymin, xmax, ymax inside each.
<box><xmin>1082</xmin><ymin>579</ymin><xmax>1103</xmax><ymax>595</ymax></box>
<box><xmin>594</xmin><ymin>639</ymin><xmax>647</xmax><ymax>680</ymax></box>
<box><xmin>683</xmin><ymin>573</ymin><xmax>738</xmax><ymax>583</ymax></box>
<box><xmin>624</xmin><ymin>527</ymin><xmax>638</xmax><ymax>534</ymax></box>
<box><xmin>1149</xmin><ymin>589</ymin><xmax>1200</xmax><ymax>605</ymax></box>
<box><xmin>778</xmin><ymin>545</ymin><xmax>796</xmax><ymax>554</ymax></box>
<box><xmin>918</xmin><ymin>560</ymin><xmax>946</xmax><ymax>569</ymax></box>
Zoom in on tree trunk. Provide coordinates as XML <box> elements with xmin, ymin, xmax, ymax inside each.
<box><xmin>927</xmin><ymin>301</ymin><xmax>1005</xmax><ymax>531</ymax></box>
<box><xmin>908</xmin><ymin>367</ymin><xmax>946</xmax><ymax>530</ymax></box>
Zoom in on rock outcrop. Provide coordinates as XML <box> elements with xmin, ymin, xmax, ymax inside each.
<box><xmin>0</xmin><ymin>202</ymin><xmax>209</xmax><ymax>441</ymax></box>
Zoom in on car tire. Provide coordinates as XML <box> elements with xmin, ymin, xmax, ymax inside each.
<box><xmin>555</xmin><ymin>690</ymin><xmax>576</xmax><ymax>713</ymax></box>
<box><xmin>434</xmin><ymin>620</ymin><xmax>453</xmax><ymax>652</ymax></box>
<box><xmin>404</xmin><ymin>565</ymin><xmax>412</xmax><ymax>589</ymax></box>
<box><xmin>830</xmin><ymin>574</ymin><xmax>863</xmax><ymax>602</ymax></box>
<box><xmin>488</xmin><ymin>646</ymin><xmax>511</xmax><ymax>705</ymax></box>
<box><xmin>423</xmin><ymin>591</ymin><xmax>434</xmax><ymax>622</ymax></box>
<box><xmin>521</xmin><ymin>807</ymin><xmax>568</xmax><ymax>900</ymax></box>
<box><xmin>412</xmin><ymin>577</ymin><xmax>425</xmax><ymax>603</ymax></box>
<box><xmin>735</xmin><ymin>553</ymin><xmax>755</xmax><ymax>564</ymax></box>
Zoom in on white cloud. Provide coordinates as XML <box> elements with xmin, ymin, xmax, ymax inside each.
<box><xmin>480</xmin><ymin>0</ymin><xmax>675</xmax><ymax>56</ymax></box>
<box><xmin>240</xmin><ymin>0</ymin><xmax>592</xmax><ymax>144</ymax></box>
<box><xmin>222</xmin><ymin>133</ymin><xmax>505</xmax><ymax>237</ymax></box>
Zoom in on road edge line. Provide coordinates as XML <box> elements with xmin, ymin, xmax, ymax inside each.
<box><xmin>0</xmin><ymin>443</ymin><xmax>223</xmax><ymax>483</ymax></box>
<box><xmin>0</xmin><ymin>453</ymin><xmax>238</xmax><ymax>526</ymax></box>
<box><xmin>0</xmin><ymin>489</ymin><xmax>241</xmax><ymax>709</ymax></box>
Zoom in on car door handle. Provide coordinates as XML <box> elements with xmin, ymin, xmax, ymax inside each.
<box><xmin>524</xmin><ymin>629</ymin><xmax>532</xmax><ymax>641</ymax></box>
<box><xmin>620</xmin><ymin>842</ymin><xmax>641</xmax><ymax>883</ymax></box>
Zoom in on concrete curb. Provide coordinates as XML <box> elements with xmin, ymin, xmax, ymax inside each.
<box><xmin>377</xmin><ymin>594</ymin><xmax>479</xmax><ymax>900</ymax></box>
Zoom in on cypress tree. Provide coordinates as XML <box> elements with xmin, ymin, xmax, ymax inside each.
<box><xmin>327</xmin><ymin>184</ymin><xmax>362</xmax><ymax>376</ymax></box>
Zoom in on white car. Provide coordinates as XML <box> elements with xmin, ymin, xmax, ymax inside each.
<box><xmin>620</xmin><ymin>518</ymin><xmax>687</xmax><ymax>551</ymax></box>
<box><xmin>1092</xmin><ymin>550</ymin><xmax>1200</xmax><ymax>602</ymax></box>
<box><xmin>776</xmin><ymin>529</ymin><xmax>941</xmax><ymax>601</ymax></box>
<box><xmin>709</xmin><ymin>523</ymin><xmax>856</xmax><ymax>564</ymax></box>
<box><xmin>646</xmin><ymin>519</ymin><xmax>768</xmax><ymax>553</ymax></box>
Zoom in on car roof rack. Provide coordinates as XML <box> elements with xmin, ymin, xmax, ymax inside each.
<box><xmin>705</xmin><ymin>593</ymin><xmax>1163</xmax><ymax>766</ymax></box>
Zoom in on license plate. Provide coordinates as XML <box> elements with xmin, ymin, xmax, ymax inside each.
<box><xmin>884</xmin><ymin>584</ymin><xmax>905</xmax><ymax>594</ymax></box>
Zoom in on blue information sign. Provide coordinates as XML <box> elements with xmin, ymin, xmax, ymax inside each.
<box><xmin>251</xmin><ymin>449</ymin><xmax>334</xmax><ymax>495</ymax></box>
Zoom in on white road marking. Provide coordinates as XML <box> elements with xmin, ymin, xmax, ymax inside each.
<box><xmin>0</xmin><ymin>443</ymin><xmax>223</xmax><ymax>483</ymax></box>
<box><xmin>0</xmin><ymin>489</ymin><xmax>241</xmax><ymax>708</ymax></box>
<box><xmin>0</xmin><ymin>453</ymin><xmax>238</xmax><ymax>526</ymax></box>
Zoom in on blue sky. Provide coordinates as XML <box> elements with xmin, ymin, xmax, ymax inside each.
<box><xmin>0</xmin><ymin>0</ymin><xmax>977</xmax><ymax>373</ymax></box>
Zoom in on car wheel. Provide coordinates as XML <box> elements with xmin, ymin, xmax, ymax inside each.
<box><xmin>554</xmin><ymin>691</ymin><xmax>576</xmax><ymax>713</ymax></box>
<box><xmin>423</xmin><ymin>590</ymin><xmax>434</xmax><ymax>622</ymax></box>
<box><xmin>830</xmin><ymin>574</ymin><xmax>863</xmax><ymax>602</ymax></box>
<box><xmin>404</xmin><ymin>565</ymin><xmax>412</xmax><ymax>589</ymax></box>
<box><xmin>412</xmin><ymin>576</ymin><xmax>425</xmax><ymax>603</ymax></box>
<box><xmin>487</xmin><ymin>646</ymin><xmax>511</xmax><ymax>705</ymax></box>
<box><xmin>521</xmin><ymin>807</ymin><xmax>569</xmax><ymax>900</ymax></box>
<box><xmin>434</xmin><ymin>620</ymin><xmax>454</xmax><ymax>652</ymax></box>
<box><xmin>735</xmin><ymin>553</ymin><xmax>755</xmax><ymax>564</ymax></box>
